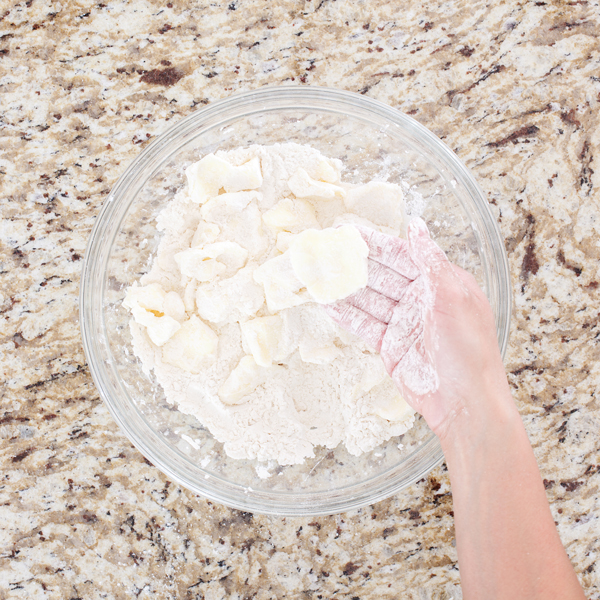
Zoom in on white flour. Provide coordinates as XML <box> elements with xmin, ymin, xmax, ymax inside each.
<box><xmin>127</xmin><ymin>143</ymin><xmax>416</xmax><ymax>465</ymax></box>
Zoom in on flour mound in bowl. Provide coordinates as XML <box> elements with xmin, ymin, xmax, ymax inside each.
<box><xmin>124</xmin><ymin>143</ymin><xmax>416</xmax><ymax>465</ymax></box>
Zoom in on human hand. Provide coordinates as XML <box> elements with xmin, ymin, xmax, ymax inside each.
<box><xmin>325</xmin><ymin>219</ymin><xmax>510</xmax><ymax>440</ymax></box>
<box><xmin>328</xmin><ymin>222</ymin><xmax>587</xmax><ymax>600</ymax></box>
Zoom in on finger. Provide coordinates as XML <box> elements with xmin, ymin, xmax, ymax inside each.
<box><xmin>407</xmin><ymin>218</ymin><xmax>450</xmax><ymax>276</ymax></box>
<box><xmin>367</xmin><ymin>260</ymin><xmax>413</xmax><ymax>302</ymax></box>
<box><xmin>324</xmin><ymin>302</ymin><xmax>387</xmax><ymax>351</ymax></box>
<box><xmin>391</xmin><ymin>334</ymin><xmax>438</xmax><ymax>396</ymax></box>
<box><xmin>354</xmin><ymin>226</ymin><xmax>420</xmax><ymax>280</ymax></box>
<box><xmin>345</xmin><ymin>286</ymin><xmax>397</xmax><ymax>323</ymax></box>
<box><xmin>379</xmin><ymin>286</ymin><xmax>424</xmax><ymax>373</ymax></box>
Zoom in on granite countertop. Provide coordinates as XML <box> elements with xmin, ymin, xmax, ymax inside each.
<box><xmin>1</xmin><ymin>0</ymin><xmax>599</xmax><ymax>598</ymax></box>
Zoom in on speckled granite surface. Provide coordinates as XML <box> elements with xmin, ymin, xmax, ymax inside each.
<box><xmin>1</xmin><ymin>0</ymin><xmax>599</xmax><ymax>598</ymax></box>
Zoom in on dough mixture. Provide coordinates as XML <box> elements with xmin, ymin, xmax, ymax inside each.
<box><xmin>125</xmin><ymin>143</ymin><xmax>415</xmax><ymax>465</ymax></box>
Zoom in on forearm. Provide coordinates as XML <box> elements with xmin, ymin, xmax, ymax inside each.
<box><xmin>440</xmin><ymin>395</ymin><xmax>586</xmax><ymax>600</ymax></box>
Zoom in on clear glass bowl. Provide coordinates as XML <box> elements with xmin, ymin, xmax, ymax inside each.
<box><xmin>80</xmin><ymin>86</ymin><xmax>510</xmax><ymax>516</ymax></box>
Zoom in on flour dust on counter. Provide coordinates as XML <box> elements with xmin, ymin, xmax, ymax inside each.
<box><xmin>123</xmin><ymin>143</ymin><xmax>415</xmax><ymax>465</ymax></box>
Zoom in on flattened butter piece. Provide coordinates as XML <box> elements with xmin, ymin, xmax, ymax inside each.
<box><xmin>288</xmin><ymin>167</ymin><xmax>345</xmax><ymax>201</ymax></box>
<box><xmin>163</xmin><ymin>291</ymin><xmax>186</xmax><ymax>322</ymax></box>
<box><xmin>344</xmin><ymin>181</ymin><xmax>405</xmax><ymax>233</ymax></box>
<box><xmin>262</xmin><ymin>198</ymin><xmax>319</xmax><ymax>233</ymax></box>
<box><xmin>123</xmin><ymin>282</ymin><xmax>167</xmax><ymax>313</ymax></box>
<box><xmin>131</xmin><ymin>305</ymin><xmax>181</xmax><ymax>347</ymax></box>
<box><xmin>289</xmin><ymin>225</ymin><xmax>368</xmax><ymax>304</ymax></box>
<box><xmin>174</xmin><ymin>242</ymin><xmax>248</xmax><ymax>281</ymax></box>
<box><xmin>186</xmin><ymin>154</ymin><xmax>263</xmax><ymax>204</ymax></box>
<box><xmin>125</xmin><ymin>283</ymin><xmax>185</xmax><ymax>345</ymax></box>
<box><xmin>201</xmin><ymin>191</ymin><xmax>268</xmax><ymax>257</ymax></box>
<box><xmin>299</xmin><ymin>343</ymin><xmax>342</xmax><ymax>365</ymax></box>
<box><xmin>253</xmin><ymin>252</ymin><xmax>310</xmax><ymax>312</ymax></box>
<box><xmin>314</xmin><ymin>158</ymin><xmax>340</xmax><ymax>183</ymax></box>
<box><xmin>162</xmin><ymin>316</ymin><xmax>218</xmax><ymax>373</ymax></box>
<box><xmin>373</xmin><ymin>388</ymin><xmax>413</xmax><ymax>422</ymax></box>
<box><xmin>201</xmin><ymin>191</ymin><xmax>259</xmax><ymax>222</ymax></box>
<box><xmin>219</xmin><ymin>355</ymin><xmax>264</xmax><ymax>405</ymax></box>
<box><xmin>191</xmin><ymin>222</ymin><xmax>220</xmax><ymax>248</ymax></box>
<box><xmin>352</xmin><ymin>356</ymin><xmax>388</xmax><ymax>400</ymax></box>
<box><xmin>275</xmin><ymin>231</ymin><xmax>296</xmax><ymax>253</ymax></box>
<box><xmin>240</xmin><ymin>315</ymin><xmax>283</xmax><ymax>367</ymax></box>
<box><xmin>196</xmin><ymin>263</ymin><xmax>264</xmax><ymax>324</ymax></box>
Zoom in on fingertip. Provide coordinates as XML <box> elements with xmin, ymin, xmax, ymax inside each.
<box><xmin>358</xmin><ymin>227</ymin><xmax>419</xmax><ymax>280</ymax></box>
<box><xmin>408</xmin><ymin>218</ymin><xmax>448</xmax><ymax>271</ymax></box>
<box><xmin>323</xmin><ymin>301</ymin><xmax>346</xmax><ymax>323</ymax></box>
<box><xmin>352</xmin><ymin>224</ymin><xmax>376</xmax><ymax>245</ymax></box>
<box><xmin>407</xmin><ymin>217</ymin><xmax>430</xmax><ymax>241</ymax></box>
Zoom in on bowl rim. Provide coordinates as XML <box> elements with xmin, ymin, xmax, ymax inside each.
<box><xmin>80</xmin><ymin>85</ymin><xmax>511</xmax><ymax>516</ymax></box>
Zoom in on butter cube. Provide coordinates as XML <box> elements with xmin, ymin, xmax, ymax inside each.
<box><xmin>161</xmin><ymin>316</ymin><xmax>218</xmax><ymax>373</ymax></box>
<box><xmin>219</xmin><ymin>356</ymin><xmax>265</xmax><ymax>405</ymax></box>
<box><xmin>373</xmin><ymin>388</ymin><xmax>413</xmax><ymax>422</ymax></box>
<box><xmin>344</xmin><ymin>181</ymin><xmax>405</xmax><ymax>233</ymax></box>
<box><xmin>351</xmin><ymin>357</ymin><xmax>388</xmax><ymax>400</ymax></box>
<box><xmin>163</xmin><ymin>291</ymin><xmax>186</xmax><ymax>322</ymax></box>
<box><xmin>196</xmin><ymin>264</ymin><xmax>265</xmax><ymax>324</ymax></box>
<box><xmin>183</xmin><ymin>280</ymin><xmax>198</xmax><ymax>313</ymax></box>
<box><xmin>223</xmin><ymin>156</ymin><xmax>263</xmax><ymax>193</ymax></box>
<box><xmin>174</xmin><ymin>242</ymin><xmax>248</xmax><ymax>281</ymax></box>
<box><xmin>175</xmin><ymin>255</ymin><xmax>225</xmax><ymax>282</ymax></box>
<box><xmin>299</xmin><ymin>344</ymin><xmax>342</xmax><ymax>365</ymax></box>
<box><xmin>124</xmin><ymin>283</ymin><xmax>183</xmax><ymax>345</ymax></box>
<box><xmin>275</xmin><ymin>231</ymin><xmax>296</xmax><ymax>253</ymax></box>
<box><xmin>253</xmin><ymin>253</ymin><xmax>309</xmax><ymax>312</ymax></box>
<box><xmin>314</xmin><ymin>158</ymin><xmax>340</xmax><ymax>183</ymax></box>
<box><xmin>201</xmin><ymin>191</ymin><xmax>268</xmax><ymax>257</ymax></box>
<box><xmin>240</xmin><ymin>316</ymin><xmax>283</xmax><ymax>366</ymax></box>
<box><xmin>289</xmin><ymin>225</ymin><xmax>368</xmax><ymax>304</ymax></box>
<box><xmin>191</xmin><ymin>222</ymin><xmax>220</xmax><ymax>248</ymax></box>
<box><xmin>294</xmin><ymin>304</ymin><xmax>343</xmax><ymax>365</ymax></box>
<box><xmin>262</xmin><ymin>198</ymin><xmax>319</xmax><ymax>233</ymax></box>
<box><xmin>123</xmin><ymin>282</ymin><xmax>166</xmax><ymax>313</ymax></box>
<box><xmin>288</xmin><ymin>167</ymin><xmax>345</xmax><ymax>201</ymax></box>
<box><xmin>201</xmin><ymin>191</ymin><xmax>259</xmax><ymax>222</ymax></box>
<box><xmin>186</xmin><ymin>154</ymin><xmax>263</xmax><ymax>204</ymax></box>
<box><xmin>131</xmin><ymin>305</ymin><xmax>181</xmax><ymax>346</ymax></box>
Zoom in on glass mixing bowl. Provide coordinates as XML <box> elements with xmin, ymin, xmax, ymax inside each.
<box><xmin>80</xmin><ymin>86</ymin><xmax>511</xmax><ymax>516</ymax></box>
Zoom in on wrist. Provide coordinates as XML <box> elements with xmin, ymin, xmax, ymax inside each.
<box><xmin>437</xmin><ymin>388</ymin><xmax>522</xmax><ymax>458</ymax></box>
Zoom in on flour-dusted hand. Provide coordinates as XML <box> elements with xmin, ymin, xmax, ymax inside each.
<box><xmin>324</xmin><ymin>221</ymin><xmax>437</xmax><ymax>405</ymax></box>
<box><xmin>325</xmin><ymin>227</ymin><xmax>414</xmax><ymax>352</ymax></box>
<box><xmin>328</xmin><ymin>222</ymin><xmax>588</xmax><ymax>600</ymax></box>
<box><xmin>326</xmin><ymin>219</ymin><xmax>507</xmax><ymax>440</ymax></box>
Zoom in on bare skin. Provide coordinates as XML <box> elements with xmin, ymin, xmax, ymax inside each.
<box><xmin>327</xmin><ymin>219</ymin><xmax>586</xmax><ymax>600</ymax></box>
